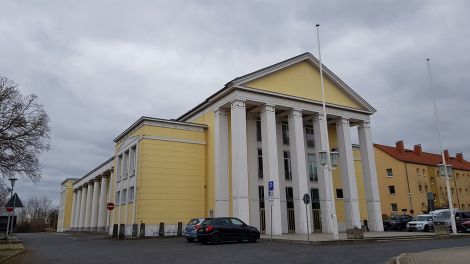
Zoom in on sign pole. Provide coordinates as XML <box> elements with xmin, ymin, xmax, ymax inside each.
<box><xmin>303</xmin><ymin>193</ymin><xmax>311</xmax><ymax>242</ymax></box>
<box><xmin>270</xmin><ymin>202</ymin><xmax>273</xmax><ymax>241</ymax></box>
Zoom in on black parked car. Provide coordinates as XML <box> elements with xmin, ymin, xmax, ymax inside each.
<box><xmin>383</xmin><ymin>215</ymin><xmax>413</xmax><ymax>231</ymax></box>
<box><xmin>196</xmin><ymin>217</ymin><xmax>260</xmax><ymax>244</ymax></box>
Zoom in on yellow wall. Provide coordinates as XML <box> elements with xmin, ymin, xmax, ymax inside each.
<box><xmin>60</xmin><ymin>179</ymin><xmax>75</xmax><ymax>230</ymax></box>
<box><xmin>135</xmin><ymin>129</ymin><xmax>206</xmax><ymax>225</ymax></box>
<box><xmin>245</xmin><ymin>61</ymin><xmax>365</xmax><ymax>110</ymax></box>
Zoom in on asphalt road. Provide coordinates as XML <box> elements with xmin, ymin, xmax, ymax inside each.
<box><xmin>10</xmin><ymin>233</ymin><xmax>470</xmax><ymax>264</ymax></box>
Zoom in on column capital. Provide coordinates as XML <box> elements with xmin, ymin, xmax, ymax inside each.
<box><xmin>231</xmin><ymin>99</ymin><xmax>246</xmax><ymax>109</ymax></box>
<box><xmin>73</xmin><ymin>189</ymin><xmax>78</xmax><ymax>193</ymax></box>
<box><xmin>336</xmin><ymin>118</ymin><xmax>350</xmax><ymax>126</ymax></box>
<box><xmin>313</xmin><ymin>113</ymin><xmax>325</xmax><ymax>121</ymax></box>
<box><xmin>261</xmin><ymin>104</ymin><xmax>276</xmax><ymax>114</ymax></box>
<box><xmin>214</xmin><ymin>108</ymin><xmax>229</xmax><ymax>116</ymax></box>
<box><xmin>93</xmin><ymin>177</ymin><xmax>101</xmax><ymax>182</ymax></box>
<box><xmin>358</xmin><ymin>121</ymin><xmax>371</xmax><ymax>129</ymax></box>
<box><xmin>288</xmin><ymin>108</ymin><xmax>302</xmax><ymax>118</ymax></box>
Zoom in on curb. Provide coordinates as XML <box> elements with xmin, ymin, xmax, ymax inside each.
<box><xmin>0</xmin><ymin>248</ymin><xmax>24</xmax><ymax>264</ymax></box>
<box><xmin>260</xmin><ymin>234</ymin><xmax>467</xmax><ymax>246</ymax></box>
<box><xmin>394</xmin><ymin>253</ymin><xmax>407</xmax><ymax>264</ymax></box>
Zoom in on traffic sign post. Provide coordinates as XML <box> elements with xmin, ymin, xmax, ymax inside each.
<box><xmin>268</xmin><ymin>181</ymin><xmax>274</xmax><ymax>241</ymax></box>
<box><xmin>303</xmin><ymin>193</ymin><xmax>311</xmax><ymax>241</ymax></box>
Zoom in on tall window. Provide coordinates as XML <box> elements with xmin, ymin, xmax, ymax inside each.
<box><xmin>121</xmin><ymin>189</ymin><xmax>127</xmax><ymax>204</ymax></box>
<box><xmin>386</xmin><ymin>168</ymin><xmax>393</xmax><ymax>177</ymax></box>
<box><xmin>258</xmin><ymin>186</ymin><xmax>264</xmax><ymax>209</ymax></box>
<box><xmin>286</xmin><ymin>187</ymin><xmax>294</xmax><ymax>208</ymax></box>
<box><xmin>305</xmin><ymin>127</ymin><xmax>314</xmax><ymax>148</ymax></box>
<box><xmin>129</xmin><ymin>186</ymin><xmax>135</xmax><ymax>202</ymax></box>
<box><xmin>122</xmin><ymin>151</ymin><xmax>129</xmax><ymax>179</ymax></box>
<box><xmin>257</xmin><ymin>149</ymin><xmax>263</xmax><ymax>179</ymax></box>
<box><xmin>388</xmin><ymin>185</ymin><xmax>396</xmax><ymax>194</ymax></box>
<box><xmin>283</xmin><ymin>151</ymin><xmax>292</xmax><ymax>181</ymax></box>
<box><xmin>117</xmin><ymin>155</ymin><xmax>123</xmax><ymax>181</ymax></box>
<box><xmin>307</xmin><ymin>154</ymin><xmax>318</xmax><ymax>182</ymax></box>
<box><xmin>391</xmin><ymin>203</ymin><xmax>398</xmax><ymax>212</ymax></box>
<box><xmin>256</xmin><ymin>119</ymin><xmax>262</xmax><ymax>142</ymax></box>
<box><xmin>130</xmin><ymin>146</ymin><xmax>136</xmax><ymax>177</ymax></box>
<box><xmin>336</xmin><ymin>189</ymin><xmax>344</xmax><ymax>199</ymax></box>
<box><xmin>281</xmin><ymin>122</ymin><xmax>289</xmax><ymax>145</ymax></box>
<box><xmin>310</xmin><ymin>188</ymin><xmax>320</xmax><ymax>209</ymax></box>
<box><xmin>116</xmin><ymin>191</ymin><xmax>120</xmax><ymax>204</ymax></box>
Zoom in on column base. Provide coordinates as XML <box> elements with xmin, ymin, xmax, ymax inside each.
<box><xmin>96</xmin><ymin>226</ymin><xmax>106</xmax><ymax>232</ymax></box>
<box><xmin>84</xmin><ymin>227</ymin><xmax>90</xmax><ymax>232</ymax></box>
<box><xmin>78</xmin><ymin>227</ymin><xmax>84</xmax><ymax>232</ymax></box>
<box><xmin>90</xmin><ymin>227</ymin><xmax>97</xmax><ymax>232</ymax></box>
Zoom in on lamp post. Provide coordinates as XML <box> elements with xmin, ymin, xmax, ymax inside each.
<box><xmin>5</xmin><ymin>177</ymin><xmax>18</xmax><ymax>240</ymax></box>
<box><xmin>427</xmin><ymin>58</ymin><xmax>457</xmax><ymax>235</ymax></box>
<box><xmin>316</xmin><ymin>24</ymin><xmax>340</xmax><ymax>240</ymax></box>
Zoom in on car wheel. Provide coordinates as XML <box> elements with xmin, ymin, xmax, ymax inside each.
<box><xmin>211</xmin><ymin>233</ymin><xmax>221</xmax><ymax>245</ymax></box>
<box><xmin>423</xmin><ymin>225</ymin><xmax>429</xmax><ymax>232</ymax></box>
<box><xmin>395</xmin><ymin>225</ymin><xmax>402</xmax><ymax>231</ymax></box>
<box><xmin>248</xmin><ymin>232</ymin><xmax>258</xmax><ymax>243</ymax></box>
<box><xmin>186</xmin><ymin>237</ymin><xmax>195</xmax><ymax>242</ymax></box>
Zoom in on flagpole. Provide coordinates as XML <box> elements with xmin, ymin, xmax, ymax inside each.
<box><xmin>316</xmin><ymin>24</ymin><xmax>339</xmax><ymax>240</ymax></box>
<box><xmin>426</xmin><ymin>58</ymin><xmax>457</xmax><ymax>235</ymax></box>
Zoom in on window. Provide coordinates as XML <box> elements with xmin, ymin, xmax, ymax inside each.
<box><xmin>121</xmin><ymin>189</ymin><xmax>127</xmax><ymax>204</ymax></box>
<box><xmin>425</xmin><ymin>185</ymin><xmax>428</xmax><ymax>192</ymax></box>
<box><xmin>115</xmin><ymin>191</ymin><xmax>120</xmax><ymax>204</ymax></box>
<box><xmin>388</xmin><ymin>185</ymin><xmax>396</xmax><ymax>195</ymax></box>
<box><xmin>462</xmin><ymin>204</ymin><xmax>465</xmax><ymax>210</ymax></box>
<box><xmin>129</xmin><ymin>147</ymin><xmax>136</xmax><ymax>177</ymax></box>
<box><xmin>286</xmin><ymin>187</ymin><xmax>294</xmax><ymax>208</ymax></box>
<box><xmin>116</xmin><ymin>155</ymin><xmax>123</xmax><ymax>181</ymax></box>
<box><xmin>283</xmin><ymin>151</ymin><xmax>292</xmax><ymax>181</ymax></box>
<box><xmin>423</xmin><ymin>169</ymin><xmax>426</xmax><ymax>176</ymax></box>
<box><xmin>391</xmin><ymin>203</ymin><xmax>398</xmax><ymax>212</ymax></box>
<box><xmin>129</xmin><ymin>186</ymin><xmax>135</xmax><ymax>202</ymax></box>
<box><xmin>305</xmin><ymin>127</ymin><xmax>314</xmax><ymax>148</ymax></box>
<box><xmin>281</xmin><ymin>122</ymin><xmax>289</xmax><ymax>145</ymax></box>
<box><xmin>310</xmin><ymin>188</ymin><xmax>320</xmax><ymax>209</ymax></box>
<box><xmin>430</xmin><ymin>177</ymin><xmax>435</xmax><ymax>184</ymax></box>
<box><xmin>456</xmin><ymin>173</ymin><xmax>459</xmax><ymax>180</ymax></box>
<box><xmin>258</xmin><ymin>186</ymin><xmax>264</xmax><ymax>209</ymax></box>
<box><xmin>230</xmin><ymin>218</ymin><xmax>244</xmax><ymax>226</ymax></box>
<box><xmin>416</xmin><ymin>168</ymin><xmax>420</xmax><ymax>176</ymax></box>
<box><xmin>459</xmin><ymin>188</ymin><xmax>462</xmax><ymax>193</ymax></box>
<box><xmin>386</xmin><ymin>168</ymin><xmax>393</xmax><ymax>177</ymax></box>
<box><xmin>307</xmin><ymin>154</ymin><xmax>318</xmax><ymax>182</ymax></box>
<box><xmin>419</xmin><ymin>185</ymin><xmax>423</xmax><ymax>192</ymax></box>
<box><xmin>257</xmin><ymin>149</ymin><xmax>263</xmax><ymax>179</ymax></box>
<box><xmin>336</xmin><ymin>189</ymin><xmax>344</xmax><ymax>199</ymax></box>
<box><xmin>256</xmin><ymin>119</ymin><xmax>262</xmax><ymax>142</ymax></box>
<box><xmin>122</xmin><ymin>151</ymin><xmax>129</xmax><ymax>179</ymax></box>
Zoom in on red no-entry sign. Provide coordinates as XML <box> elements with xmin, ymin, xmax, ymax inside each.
<box><xmin>5</xmin><ymin>207</ymin><xmax>13</xmax><ymax>212</ymax></box>
<box><xmin>107</xmin><ymin>202</ymin><xmax>115</xmax><ymax>211</ymax></box>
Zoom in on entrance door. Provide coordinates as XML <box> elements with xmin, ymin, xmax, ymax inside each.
<box><xmin>311</xmin><ymin>188</ymin><xmax>322</xmax><ymax>232</ymax></box>
<box><xmin>286</xmin><ymin>187</ymin><xmax>295</xmax><ymax>233</ymax></box>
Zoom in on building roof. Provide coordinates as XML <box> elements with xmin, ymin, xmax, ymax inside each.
<box><xmin>177</xmin><ymin>52</ymin><xmax>376</xmax><ymax>121</ymax></box>
<box><xmin>374</xmin><ymin>144</ymin><xmax>470</xmax><ymax>171</ymax></box>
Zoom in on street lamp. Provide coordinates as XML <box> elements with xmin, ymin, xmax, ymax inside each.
<box><xmin>316</xmin><ymin>24</ymin><xmax>339</xmax><ymax>240</ymax></box>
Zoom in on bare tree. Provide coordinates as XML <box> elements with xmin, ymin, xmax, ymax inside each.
<box><xmin>0</xmin><ymin>77</ymin><xmax>50</xmax><ymax>181</ymax></box>
<box><xmin>17</xmin><ymin>196</ymin><xmax>55</xmax><ymax>232</ymax></box>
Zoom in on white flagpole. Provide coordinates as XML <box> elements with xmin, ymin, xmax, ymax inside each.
<box><xmin>316</xmin><ymin>24</ymin><xmax>339</xmax><ymax>240</ymax></box>
<box><xmin>426</xmin><ymin>58</ymin><xmax>457</xmax><ymax>234</ymax></box>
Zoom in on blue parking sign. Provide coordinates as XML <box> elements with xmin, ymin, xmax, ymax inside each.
<box><xmin>268</xmin><ymin>181</ymin><xmax>274</xmax><ymax>191</ymax></box>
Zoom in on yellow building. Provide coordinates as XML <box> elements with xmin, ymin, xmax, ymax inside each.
<box><xmin>57</xmin><ymin>178</ymin><xmax>77</xmax><ymax>232</ymax></box>
<box><xmin>374</xmin><ymin>141</ymin><xmax>470</xmax><ymax>217</ymax></box>
<box><xmin>58</xmin><ymin>52</ymin><xmax>385</xmax><ymax>236</ymax></box>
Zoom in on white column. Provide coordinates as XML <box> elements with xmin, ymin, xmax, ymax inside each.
<box><xmin>90</xmin><ymin>179</ymin><xmax>101</xmax><ymax>231</ymax></box>
<box><xmin>74</xmin><ymin>189</ymin><xmax>82</xmax><ymax>231</ymax></box>
<box><xmin>230</xmin><ymin>100</ymin><xmax>250</xmax><ymax>223</ymax></box>
<box><xmin>358</xmin><ymin>121</ymin><xmax>384</xmax><ymax>231</ymax></box>
<box><xmin>261</xmin><ymin>105</ymin><xmax>283</xmax><ymax>235</ymax></box>
<box><xmin>288</xmin><ymin>109</ymin><xmax>311</xmax><ymax>234</ymax></box>
<box><xmin>313</xmin><ymin>113</ymin><xmax>337</xmax><ymax>234</ymax></box>
<box><xmin>78</xmin><ymin>185</ymin><xmax>87</xmax><ymax>231</ymax></box>
<box><xmin>97</xmin><ymin>175</ymin><xmax>109</xmax><ymax>231</ymax></box>
<box><xmin>84</xmin><ymin>182</ymin><xmax>94</xmax><ymax>231</ymax></box>
<box><xmin>336</xmin><ymin>118</ymin><xmax>362</xmax><ymax>229</ymax></box>
<box><xmin>247</xmin><ymin>114</ymin><xmax>260</xmax><ymax>230</ymax></box>
<box><xmin>70</xmin><ymin>190</ymin><xmax>77</xmax><ymax>230</ymax></box>
<box><xmin>214</xmin><ymin>108</ymin><xmax>230</xmax><ymax>217</ymax></box>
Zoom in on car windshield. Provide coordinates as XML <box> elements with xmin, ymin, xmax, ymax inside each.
<box><xmin>187</xmin><ymin>218</ymin><xmax>200</xmax><ymax>225</ymax></box>
<box><xmin>416</xmin><ymin>215</ymin><xmax>429</xmax><ymax>221</ymax></box>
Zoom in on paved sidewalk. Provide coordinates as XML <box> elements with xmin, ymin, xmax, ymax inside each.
<box><xmin>0</xmin><ymin>236</ymin><xmax>24</xmax><ymax>263</ymax></box>
<box><xmin>396</xmin><ymin>246</ymin><xmax>470</xmax><ymax>264</ymax></box>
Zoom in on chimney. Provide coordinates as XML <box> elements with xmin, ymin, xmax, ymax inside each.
<box><xmin>414</xmin><ymin>144</ymin><xmax>422</xmax><ymax>156</ymax></box>
<box><xmin>395</xmin><ymin>140</ymin><xmax>405</xmax><ymax>153</ymax></box>
<box><xmin>444</xmin><ymin>149</ymin><xmax>450</xmax><ymax>162</ymax></box>
<box><xmin>456</xmin><ymin>152</ymin><xmax>464</xmax><ymax>163</ymax></box>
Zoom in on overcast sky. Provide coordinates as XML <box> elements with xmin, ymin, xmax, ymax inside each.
<box><xmin>1</xmin><ymin>0</ymin><xmax>469</xmax><ymax>205</ymax></box>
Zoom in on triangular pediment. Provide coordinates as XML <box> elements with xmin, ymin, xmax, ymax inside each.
<box><xmin>232</xmin><ymin>53</ymin><xmax>375</xmax><ymax>112</ymax></box>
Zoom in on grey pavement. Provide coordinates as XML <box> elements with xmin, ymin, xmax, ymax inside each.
<box><xmin>9</xmin><ymin>232</ymin><xmax>470</xmax><ymax>264</ymax></box>
<box><xmin>396</xmin><ymin>246</ymin><xmax>470</xmax><ymax>264</ymax></box>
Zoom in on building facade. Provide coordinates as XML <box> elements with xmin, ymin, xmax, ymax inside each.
<box><xmin>375</xmin><ymin>141</ymin><xmax>470</xmax><ymax>216</ymax></box>
<box><xmin>58</xmin><ymin>53</ymin><xmax>384</xmax><ymax>236</ymax></box>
